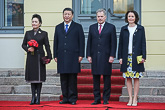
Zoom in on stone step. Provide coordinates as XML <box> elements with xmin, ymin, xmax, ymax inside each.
<box><xmin>119</xmin><ymin>95</ymin><xmax>165</xmax><ymax>103</ymax></box>
<box><xmin>0</xmin><ymin>69</ymin><xmax>58</xmax><ymax>77</ymax></box>
<box><xmin>1</xmin><ymin>69</ymin><xmax>165</xmax><ymax>77</ymax></box>
<box><xmin>0</xmin><ymin>76</ymin><xmax>60</xmax><ymax>85</ymax></box>
<box><xmin>143</xmin><ymin>71</ymin><xmax>165</xmax><ymax>78</ymax></box>
<box><xmin>1</xmin><ymin>76</ymin><xmax>165</xmax><ymax>87</ymax></box>
<box><xmin>0</xmin><ymin>94</ymin><xmax>60</xmax><ymax>101</ymax></box>
<box><xmin>124</xmin><ymin>78</ymin><xmax>165</xmax><ymax>87</ymax></box>
<box><xmin>121</xmin><ymin>86</ymin><xmax>165</xmax><ymax>96</ymax></box>
<box><xmin>0</xmin><ymin>85</ymin><xmax>61</xmax><ymax>94</ymax></box>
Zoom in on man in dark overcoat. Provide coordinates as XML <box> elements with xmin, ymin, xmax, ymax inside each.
<box><xmin>86</xmin><ymin>9</ymin><xmax>117</xmax><ymax>105</ymax></box>
<box><xmin>53</xmin><ymin>8</ymin><xmax>85</xmax><ymax>105</ymax></box>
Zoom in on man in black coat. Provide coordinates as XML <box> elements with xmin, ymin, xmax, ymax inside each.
<box><xmin>86</xmin><ymin>9</ymin><xmax>117</xmax><ymax>105</ymax></box>
<box><xmin>54</xmin><ymin>8</ymin><xmax>85</xmax><ymax>105</ymax></box>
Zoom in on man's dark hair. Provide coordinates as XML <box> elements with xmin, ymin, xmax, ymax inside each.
<box><xmin>63</xmin><ymin>8</ymin><xmax>74</xmax><ymax>14</ymax></box>
<box><xmin>125</xmin><ymin>10</ymin><xmax>139</xmax><ymax>24</ymax></box>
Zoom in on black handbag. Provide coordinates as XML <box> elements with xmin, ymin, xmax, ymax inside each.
<box><xmin>41</xmin><ymin>56</ymin><xmax>51</xmax><ymax>64</ymax></box>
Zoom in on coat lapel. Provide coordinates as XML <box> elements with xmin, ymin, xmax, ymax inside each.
<box><xmin>61</xmin><ymin>22</ymin><xmax>66</xmax><ymax>35</ymax></box>
<box><xmin>99</xmin><ymin>22</ymin><xmax>108</xmax><ymax>36</ymax></box>
<box><xmin>29</xmin><ymin>29</ymin><xmax>34</xmax><ymax>39</ymax></box>
<box><xmin>93</xmin><ymin>23</ymin><xmax>99</xmax><ymax>35</ymax></box>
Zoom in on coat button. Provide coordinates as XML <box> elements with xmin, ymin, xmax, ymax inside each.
<box><xmin>98</xmin><ymin>44</ymin><xmax>100</xmax><ymax>46</ymax></box>
<box><xmin>98</xmin><ymin>51</ymin><xmax>100</xmax><ymax>53</ymax></box>
<box><xmin>64</xmin><ymin>50</ymin><xmax>66</xmax><ymax>52</ymax></box>
<box><xmin>65</xmin><ymin>36</ymin><xmax>67</xmax><ymax>38</ymax></box>
<box><xmin>64</xmin><ymin>43</ymin><xmax>66</xmax><ymax>45</ymax></box>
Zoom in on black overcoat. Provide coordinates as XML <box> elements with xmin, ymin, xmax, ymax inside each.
<box><xmin>86</xmin><ymin>22</ymin><xmax>117</xmax><ymax>75</ymax></box>
<box><xmin>118</xmin><ymin>24</ymin><xmax>146</xmax><ymax>72</ymax></box>
<box><xmin>22</xmin><ymin>28</ymin><xmax>52</xmax><ymax>82</ymax></box>
<box><xmin>54</xmin><ymin>21</ymin><xmax>85</xmax><ymax>73</ymax></box>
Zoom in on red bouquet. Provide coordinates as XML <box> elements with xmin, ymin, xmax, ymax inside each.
<box><xmin>27</xmin><ymin>40</ymin><xmax>39</xmax><ymax>55</ymax></box>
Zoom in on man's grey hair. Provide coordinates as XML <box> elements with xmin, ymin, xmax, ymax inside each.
<box><xmin>96</xmin><ymin>9</ymin><xmax>106</xmax><ymax>16</ymax></box>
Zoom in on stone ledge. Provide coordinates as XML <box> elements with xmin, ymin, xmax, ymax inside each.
<box><xmin>120</xmin><ymin>95</ymin><xmax>165</xmax><ymax>103</ymax></box>
<box><xmin>122</xmin><ymin>86</ymin><xmax>165</xmax><ymax>95</ymax></box>
<box><xmin>0</xmin><ymin>77</ymin><xmax>60</xmax><ymax>85</ymax></box>
<box><xmin>0</xmin><ymin>94</ymin><xmax>60</xmax><ymax>101</ymax></box>
<box><xmin>0</xmin><ymin>69</ymin><xmax>58</xmax><ymax>77</ymax></box>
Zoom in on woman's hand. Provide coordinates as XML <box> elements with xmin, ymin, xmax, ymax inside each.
<box><xmin>141</xmin><ymin>58</ymin><xmax>145</xmax><ymax>63</ymax></box>
<box><xmin>54</xmin><ymin>58</ymin><xmax>57</xmax><ymax>62</ymax></box>
<box><xmin>119</xmin><ymin>59</ymin><xmax>122</xmax><ymax>64</ymax></box>
<box><xmin>28</xmin><ymin>47</ymin><xmax>34</xmax><ymax>52</ymax></box>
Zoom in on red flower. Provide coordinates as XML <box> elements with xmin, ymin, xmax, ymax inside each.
<box><xmin>27</xmin><ymin>39</ymin><xmax>39</xmax><ymax>48</ymax></box>
<box><xmin>27</xmin><ymin>41</ymin><xmax>33</xmax><ymax>46</ymax></box>
<box><xmin>27</xmin><ymin>39</ymin><xmax>39</xmax><ymax>55</ymax></box>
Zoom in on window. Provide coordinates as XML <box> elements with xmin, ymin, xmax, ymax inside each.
<box><xmin>0</xmin><ymin>0</ymin><xmax>24</xmax><ymax>34</ymax></box>
<box><xmin>113</xmin><ymin>0</ymin><xmax>134</xmax><ymax>14</ymax></box>
<box><xmin>80</xmin><ymin>0</ymin><xmax>102</xmax><ymax>14</ymax></box>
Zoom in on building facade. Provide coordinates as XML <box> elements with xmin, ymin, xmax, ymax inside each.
<box><xmin>0</xmin><ymin>0</ymin><xmax>165</xmax><ymax>71</ymax></box>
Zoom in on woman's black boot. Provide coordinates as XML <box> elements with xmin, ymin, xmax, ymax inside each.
<box><xmin>35</xmin><ymin>83</ymin><xmax>42</xmax><ymax>104</ymax></box>
<box><xmin>30</xmin><ymin>83</ymin><xmax>36</xmax><ymax>105</ymax></box>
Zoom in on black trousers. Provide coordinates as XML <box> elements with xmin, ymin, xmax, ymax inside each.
<box><xmin>93</xmin><ymin>75</ymin><xmax>111</xmax><ymax>102</ymax></box>
<box><xmin>60</xmin><ymin>73</ymin><xmax>78</xmax><ymax>102</ymax></box>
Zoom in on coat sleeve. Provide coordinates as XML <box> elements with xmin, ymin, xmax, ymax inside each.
<box><xmin>22</xmin><ymin>32</ymin><xmax>29</xmax><ymax>52</ymax></box>
<box><xmin>78</xmin><ymin>24</ymin><xmax>85</xmax><ymax>57</ymax></box>
<box><xmin>141</xmin><ymin>27</ymin><xmax>146</xmax><ymax>60</ymax></box>
<box><xmin>110</xmin><ymin>25</ymin><xmax>117</xmax><ymax>58</ymax></box>
<box><xmin>118</xmin><ymin>28</ymin><xmax>123</xmax><ymax>59</ymax></box>
<box><xmin>53</xmin><ymin>27</ymin><xmax>58</xmax><ymax>58</ymax></box>
<box><xmin>86</xmin><ymin>26</ymin><xmax>92</xmax><ymax>58</ymax></box>
<box><xmin>44</xmin><ymin>32</ymin><xmax>52</xmax><ymax>59</ymax></box>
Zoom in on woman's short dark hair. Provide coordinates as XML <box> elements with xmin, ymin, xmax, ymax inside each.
<box><xmin>125</xmin><ymin>10</ymin><xmax>139</xmax><ymax>24</ymax></box>
<box><xmin>63</xmin><ymin>8</ymin><xmax>74</xmax><ymax>15</ymax></box>
<box><xmin>32</xmin><ymin>14</ymin><xmax>42</xmax><ymax>24</ymax></box>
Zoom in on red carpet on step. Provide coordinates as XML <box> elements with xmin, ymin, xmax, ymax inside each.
<box><xmin>0</xmin><ymin>100</ymin><xmax>165</xmax><ymax>110</ymax></box>
<box><xmin>61</xmin><ymin>69</ymin><xmax>125</xmax><ymax>101</ymax></box>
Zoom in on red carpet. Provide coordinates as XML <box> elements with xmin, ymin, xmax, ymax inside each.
<box><xmin>0</xmin><ymin>100</ymin><xmax>165</xmax><ymax>110</ymax></box>
<box><xmin>61</xmin><ymin>69</ymin><xmax>125</xmax><ymax>101</ymax></box>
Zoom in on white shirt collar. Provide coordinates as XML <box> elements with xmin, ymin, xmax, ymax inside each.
<box><xmin>98</xmin><ymin>22</ymin><xmax>105</xmax><ymax>30</ymax></box>
<box><xmin>64</xmin><ymin>21</ymin><xmax>72</xmax><ymax>28</ymax></box>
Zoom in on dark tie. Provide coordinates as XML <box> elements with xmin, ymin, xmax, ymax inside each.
<box><xmin>65</xmin><ymin>24</ymin><xmax>69</xmax><ymax>33</ymax></box>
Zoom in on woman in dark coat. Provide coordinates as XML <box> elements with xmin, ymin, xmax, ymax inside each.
<box><xmin>22</xmin><ymin>14</ymin><xmax>52</xmax><ymax>105</ymax></box>
<box><xmin>118</xmin><ymin>11</ymin><xmax>146</xmax><ymax>106</ymax></box>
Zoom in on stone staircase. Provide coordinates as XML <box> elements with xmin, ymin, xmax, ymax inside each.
<box><xmin>119</xmin><ymin>71</ymin><xmax>165</xmax><ymax>102</ymax></box>
<box><xmin>1</xmin><ymin>69</ymin><xmax>165</xmax><ymax>102</ymax></box>
<box><xmin>0</xmin><ymin>69</ymin><xmax>61</xmax><ymax>101</ymax></box>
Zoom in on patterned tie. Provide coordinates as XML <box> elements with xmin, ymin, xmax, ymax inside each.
<box><xmin>65</xmin><ymin>24</ymin><xmax>69</xmax><ymax>33</ymax></box>
<box><xmin>99</xmin><ymin>24</ymin><xmax>102</xmax><ymax>34</ymax></box>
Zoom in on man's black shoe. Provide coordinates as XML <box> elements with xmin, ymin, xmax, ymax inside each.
<box><xmin>103</xmin><ymin>101</ymin><xmax>109</xmax><ymax>104</ymax></box>
<box><xmin>91</xmin><ymin>101</ymin><xmax>101</xmax><ymax>105</ymax></box>
<box><xmin>59</xmin><ymin>101</ymin><xmax>68</xmax><ymax>104</ymax></box>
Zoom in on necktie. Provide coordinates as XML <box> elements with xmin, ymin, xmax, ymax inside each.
<box><xmin>65</xmin><ymin>24</ymin><xmax>68</xmax><ymax>33</ymax></box>
<box><xmin>99</xmin><ymin>24</ymin><xmax>102</xmax><ymax>34</ymax></box>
